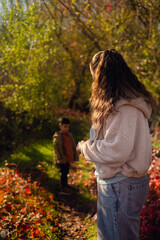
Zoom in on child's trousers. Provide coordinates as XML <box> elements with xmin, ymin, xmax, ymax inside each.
<box><xmin>97</xmin><ymin>174</ymin><xmax>149</xmax><ymax>240</ymax></box>
<box><xmin>60</xmin><ymin>163</ymin><xmax>70</xmax><ymax>187</ymax></box>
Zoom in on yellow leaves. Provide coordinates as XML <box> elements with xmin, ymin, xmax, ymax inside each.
<box><xmin>84</xmin><ymin>3</ymin><xmax>91</xmax><ymax>11</ymax></box>
<box><xmin>71</xmin><ymin>0</ymin><xmax>76</xmax><ymax>4</ymax></box>
<box><xmin>82</xmin><ymin>180</ymin><xmax>88</xmax><ymax>186</ymax></box>
<box><xmin>86</xmin><ymin>19</ymin><xmax>92</xmax><ymax>25</ymax></box>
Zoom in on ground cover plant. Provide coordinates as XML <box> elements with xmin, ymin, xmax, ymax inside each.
<box><xmin>140</xmin><ymin>148</ymin><xmax>160</xmax><ymax>240</ymax></box>
<box><xmin>0</xmin><ymin>140</ymin><xmax>60</xmax><ymax>239</ymax></box>
<box><xmin>0</xmin><ymin>140</ymin><xmax>97</xmax><ymax>239</ymax></box>
<box><xmin>0</xmin><ymin>166</ymin><xmax>60</xmax><ymax>239</ymax></box>
<box><xmin>0</xmin><ymin>139</ymin><xmax>159</xmax><ymax>239</ymax></box>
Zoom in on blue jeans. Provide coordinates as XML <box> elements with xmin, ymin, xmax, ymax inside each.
<box><xmin>97</xmin><ymin>174</ymin><xmax>149</xmax><ymax>240</ymax></box>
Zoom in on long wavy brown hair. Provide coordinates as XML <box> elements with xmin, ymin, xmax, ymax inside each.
<box><xmin>89</xmin><ymin>49</ymin><xmax>156</xmax><ymax>129</ymax></box>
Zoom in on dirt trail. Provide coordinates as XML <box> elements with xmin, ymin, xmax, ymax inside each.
<box><xmin>14</xmin><ymin>161</ymin><xmax>96</xmax><ymax>239</ymax></box>
<box><xmin>57</xmin><ymin>193</ymin><xmax>87</xmax><ymax>239</ymax></box>
<box><xmin>55</xmin><ymin>166</ymin><xmax>96</xmax><ymax>240</ymax></box>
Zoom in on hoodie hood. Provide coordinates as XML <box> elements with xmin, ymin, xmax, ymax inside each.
<box><xmin>116</xmin><ymin>97</ymin><xmax>152</xmax><ymax>119</ymax></box>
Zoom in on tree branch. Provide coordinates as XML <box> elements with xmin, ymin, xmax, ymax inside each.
<box><xmin>57</xmin><ymin>0</ymin><xmax>101</xmax><ymax>51</ymax></box>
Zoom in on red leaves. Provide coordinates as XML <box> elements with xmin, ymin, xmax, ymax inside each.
<box><xmin>140</xmin><ymin>148</ymin><xmax>160</xmax><ymax>240</ymax></box>
<box><xmin>0</xmin><ymin>167</ymin><xmax>59</xmax><ymax>239</ymax></box>
<box><xmin>0</xmin><ymin>147</ymin><xmax>159</xmax><ymax>239</ymax></box>
<box><xmin>21</xmin><ymin>208</ymin><xmax>27</xmax><ymax>214</ymax></box>
<box><xmin>25</xmin><ymin>187</ymin><xmax>31</xmax><ymax>195</ymax></box>
<box><xmin>106</xmin><ymin>5</ymin><xmax>112</xmax><ymax>12</ymax></box>
<box><xmin>49</xmin><ymin>194</ymin><xmax>54</xmax><ymax>200</ymax></box>
<box><xmin>31</xmin><ymin>229</ymin><xmax>40</xmax><ymax>237</ymax></box>
<box><xmin>4</xmin><ymin>203</ymin><xmax>12</xmax><ymax>211</ymax></box>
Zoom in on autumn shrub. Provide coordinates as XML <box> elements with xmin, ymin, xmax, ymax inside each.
<box><xmin>0</xmin><ymin>141</ymin><xmax>159</xmax><ymax>240</ymax></box>
<box><xmin>0</xmin><ymin>166</ymin><xmax>60</xmax><ymax>240</ymax></box>
<box><xmin>140</xmin><ymin>148</ymin><xmax>160</xmax><ymax>240</ymax></box>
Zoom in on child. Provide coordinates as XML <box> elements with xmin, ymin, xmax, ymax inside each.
<box><xmin>77</xmin><ymin>49</ymin><xmax>156</xmax><ymax>240</ymax></box>
<box><xmin>53</xmin><ymin>117</ymin><xmax>78</xmax><ymax>193</ymax></box>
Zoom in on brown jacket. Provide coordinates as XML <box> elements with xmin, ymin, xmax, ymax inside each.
<box><xmin>53</xmin><ymin>132</ymin><xmax>78</xmax><ymax>165</ymax></box>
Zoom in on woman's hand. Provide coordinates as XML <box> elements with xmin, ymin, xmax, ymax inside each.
<box><xmin>76</xmin><ymin>140</ymin><xmax>85</xmax><ymax>154</ymax></box>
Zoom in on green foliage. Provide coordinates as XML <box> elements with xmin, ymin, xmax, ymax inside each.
<box><xmin>0</xmin><ymin>1</ymin><xmax>62</xmax><ymax>114</ymax></box>
<box><xmin>84</xmin><ymin>219</ymin><xmax>97</xmax><ymax>240</ymax></box>
<box><xmin>0</xmin><ymin>0</ymin><xmax>160</xmax><ymax>115</ymax></box>
<box><xmin>152</xmin><ymin>139</ymin><xmax>160</xmax><ymax>149</ymax></box>
<box><xmin>0</xmin><ymin>138</ymin><xmax>97</xmax><ymax>239</ymax></box>
<box><xmin>0</xmin><ymin>0</ymin><xmax>160</xmax><ymax>140</ymax></box>
<box><xmin>1</xmin><ymin>135</ymin><xmax>159</xmax><ymax>239</ymax></box>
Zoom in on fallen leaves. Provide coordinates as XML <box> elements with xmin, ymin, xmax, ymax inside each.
<box><xmin>140</xmin><ymin>148</ymin><xmax>160</xmax><ymax>240</ymax></box>
<box><xmin>0</xmin><ymin>146</ymin><xmax>159</xmax><ymax>240</ymax></box>
<box><xmin>25</xmin><ymin>187</ymin><xmax>31</xmax><ymax>195</ymax></box>
<box><xmin>0</xmin><ymin>167</ymin><xmax>60</xmax><ymax>239</ymax></box>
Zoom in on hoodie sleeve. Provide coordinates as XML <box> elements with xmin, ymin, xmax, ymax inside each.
<box><xmin>80</xmin><ymin>106</ymin><xmax>139</xmax><ymax>167</ymax></box>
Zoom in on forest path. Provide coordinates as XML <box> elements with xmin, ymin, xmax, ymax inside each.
<box><xmin>55</xmin><ymin>164</ymin><xmax>97</xmax><ymax>240</ymax></box>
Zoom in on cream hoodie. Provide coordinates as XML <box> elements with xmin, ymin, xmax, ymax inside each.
<box><xmin>80</xmin><ymin>97</ymin><xmax>152</xmax><ymax>179</ymax></box>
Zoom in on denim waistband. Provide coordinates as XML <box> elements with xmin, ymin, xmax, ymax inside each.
<box><xmin>97</xmin><ymin>172</ymin><xmax>128</xmax><ymax>185</ymax></box>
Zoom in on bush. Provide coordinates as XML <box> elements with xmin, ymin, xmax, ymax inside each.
<box><xmin>140</xmin><ymin>148</ymin><xmax>160</xmax><ymax>240</ymax></box>
<box><xmin>0</xmin><ymin>166</ymin><xmax>60</xmax><ymax>239</ymax></box>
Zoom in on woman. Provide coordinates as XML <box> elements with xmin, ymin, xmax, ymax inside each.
<box><xmin>77</xmin><ymin>49</ymin><xmax>156</xmax><ymax>240</ymax></box>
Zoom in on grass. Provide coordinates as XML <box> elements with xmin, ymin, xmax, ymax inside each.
<box><xmin>0</xmin><ymin>138</ymin><xmax>98</xmax><ymax>239</ymax></box>
<box><xmin>1</xmin><ymin>129</ymin><xmax>159</xmax><ymax>239</ymax></box>
<box><xmin>84</xmin><ymin>220</ymin><xmax>97</xmax><ymax>240</ymax></box>
<box><xmin>0</xmin><ymin>114</ymin><xmax>98</xmax><ymax>239</ymax></box>
<box><xmin>151</xmin><ymin>138</ymin><xmax>160</xmax><ymax>149</ymax></box>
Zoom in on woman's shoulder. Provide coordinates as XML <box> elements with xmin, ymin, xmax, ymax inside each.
<box><xmin>104</xmin><ymin>101</ymin><xmax>141</xmax><ymax>128</ymax></box>
<box><xmin>115</xmin><ymin>97</ymin><xmax>151</xmax><ymax>120</ymax></box>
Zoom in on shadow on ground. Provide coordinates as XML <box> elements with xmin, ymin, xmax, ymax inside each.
<box><xmin>4</xmin><ymin>146</ymin><xmax>96</xmax><ymax>216</ymax></box>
